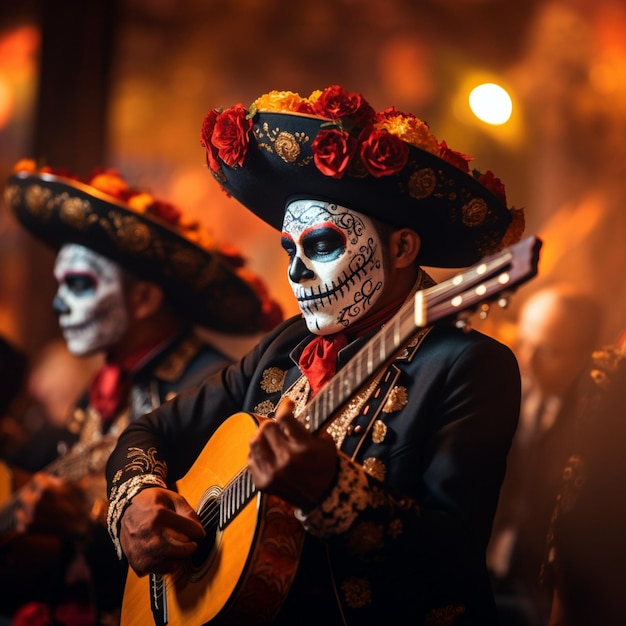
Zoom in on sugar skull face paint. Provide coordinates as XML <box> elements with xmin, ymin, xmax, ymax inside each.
<box><xmin>53</xmin><ymin>243</ymin><xmax>130</xmax><ymax>356</ymax></box>
<box><xmin>281</xmin><ymin>199</ymin><xmax>385</xmax><ymax>335</ymax></box>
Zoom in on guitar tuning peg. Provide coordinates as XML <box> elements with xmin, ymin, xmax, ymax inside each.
<box><xmin>497</xmin><ymin>292</ymin><xmax>513</xmax><ymax>309</ymax></box>
<box><xmin>479</xmin><ymin>303</ymin><xmax>490</xmax><ymax>320</ymax></box>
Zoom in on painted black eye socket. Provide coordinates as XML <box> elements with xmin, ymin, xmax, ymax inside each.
<box><xmin>302</xmin><ymin>227</ymin><xmax>345</xmax><ymax>262</ymax></box>
<box><xmin>64</xmin><ymin>273</ymin><xmax>97</xmax><ymax>295</ymax></box>
<box><xmin>280</xmin><ymin>236</ymin><xmax>296</xmax><ymax>259</ymax></box>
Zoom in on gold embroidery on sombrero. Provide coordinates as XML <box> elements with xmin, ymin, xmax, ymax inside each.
<box><xmin>407</xmin><ymin>167</ymin><xmax>437</xmax><ymax>199</ymax></box>
<box><xmin>60</xmin><ymin>195</ymin><xmax>96</xmax><ymax>230</ymax></box>
<box><xmin>23</xmin><ymin>183</ymin><xmax>52</xmax><ymax>217</ymax></box>
<box><xmin>462</xmin><ymin>197</ymin><xmax>489</xmax><ymax>227</ymax></box>
<box><xmin>254</xmin><ymin>123</ymin><xmax>312</xmax><ymax>166</ymax></box>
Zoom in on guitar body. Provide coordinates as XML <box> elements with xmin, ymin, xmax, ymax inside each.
<box><xmin>121</xmin><ymin>412</ymin><xmax>305</xmax><ymax>626</ymax></box>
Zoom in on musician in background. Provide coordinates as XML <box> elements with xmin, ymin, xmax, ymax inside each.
<box><xmin>106</xmin><ymin>85</ymin><xmax>527</xmax><ymax>625</ymax></box>
<box><xmin>488</xmin><ymin>284</ymin><xmax>603</xmax><ymax>626</ymax></box>
<box><xmin>2</xmin><ymin>162</ymin><xmax>281</xmax><ymax>626</ymax></box>
<box><xmin>546</xmin><ymin>333</ymin><xmax>626</xmax><ymax>626</ymax></box>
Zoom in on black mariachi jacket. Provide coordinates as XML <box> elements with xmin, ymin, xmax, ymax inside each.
<box><xmin>106</xmin><ymin>316</ymin><xmax>520</xmax><ymax>626</ymax></box>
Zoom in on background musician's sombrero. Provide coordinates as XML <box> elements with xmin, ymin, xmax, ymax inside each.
<box><xmin>5</xmin><ymin>161</ymin><xmax>282</xmax><ymax>334</ymax></box>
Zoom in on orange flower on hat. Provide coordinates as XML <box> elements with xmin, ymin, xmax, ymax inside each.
<box><xmin>374</xmin><ymin>107</ymin><xmax>439</xmax><ymax>155</ymax></box>
<box><xmin>89</xmin><ymin>169</ymin><xmax>131</xmax><ymax>199</ymax></box>
<box><xmin>252</xmin><ymin>90</ymin><xmax>314</xmax><ymax>114</ymax></box>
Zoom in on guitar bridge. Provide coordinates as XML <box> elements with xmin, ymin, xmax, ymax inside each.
<box><xmin>149</xmin><ymin>573</ymin><xmax>168</xmax><ymax>626</ymax></box>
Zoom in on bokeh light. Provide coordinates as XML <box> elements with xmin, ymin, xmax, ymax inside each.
<box><xmin>469</xmin><ymin>83</ymin><xmax>513</xmax><ymax>125</ymax></box>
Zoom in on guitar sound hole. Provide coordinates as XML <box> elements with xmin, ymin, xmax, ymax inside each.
<box><xmin>189</xmin><ymin>487</ymin><xmax>221</xmax><ymax>578</ymax></box>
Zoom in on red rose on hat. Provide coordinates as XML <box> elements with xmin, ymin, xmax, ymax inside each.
<box><xmin>201</xmin><ymin>109</ymin><xmax>221</xmax><ymax>173</ymax></box>
<box><xmin>439</xmin><ymin>140</ymin><xmax>473</xmax><ymax>173</ymax></box>
<box><xmin>359</xmin><ymin>127</ymin><xmax>409</xmax><ymax>178</ymax></box>
<box><xmin>312</xmin><ymin>85</ymin><xmax>376</xmax><ymax>127</ymax></box>
<box><xmin>478</xmin><ymin>170</ymin><xmax>507</xmax><ymax>204</ymax></box>
<box><xmin>211</xmin><ymin>104</ymin><xmax>253</xmax><ymax>169</ymax></box>
<box><xmin>311</xmin><ymin>128</ymin><xmax>358</xmax><ymax>179</ymax></box>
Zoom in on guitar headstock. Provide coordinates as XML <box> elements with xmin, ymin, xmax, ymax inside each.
<box><xmin>415</xmin><ymin>235</ymin><xmax>543</xmax><ymax>329</ymax></box>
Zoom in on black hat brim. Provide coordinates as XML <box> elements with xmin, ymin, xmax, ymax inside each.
<box><xmin>5</xmin><ymin>171</ymin><xmax>264</xmax><ymax>334</ymax></box>
<box><xmin>212</xmin><ymin>112</ymin><xmax>515</xmax><ymax>268</ymax></box>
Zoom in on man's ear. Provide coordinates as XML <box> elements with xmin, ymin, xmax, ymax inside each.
<box><xmin>126</xmin><ymin>280</ymin><xmax>165</xmax><ymax>321</ymax></box>
<box><xmin>388</xmin><ymin>228</ymin><xmax>421</xmax><ymax>269</ymax></box>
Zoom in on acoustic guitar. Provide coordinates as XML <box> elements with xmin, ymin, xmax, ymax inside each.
<box><xmin>121</xmin><ymin>235</ymin><xmax>542</xmax><ymax>626</ymax></box>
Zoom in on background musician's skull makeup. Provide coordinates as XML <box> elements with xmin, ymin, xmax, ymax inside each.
<box><xmin>281</xmin><ymin>199</ymin><xmax>385</xmax><ymax>335</ymax></box>
<box><xmin>53</xmin><ymin>243</ymin><xmax>130</xmax><ymax>356</ymax></box>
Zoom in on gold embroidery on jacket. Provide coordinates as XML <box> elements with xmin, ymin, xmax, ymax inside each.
<box><xmin>382</xmin><ymin>386</ymin><xmax>408</xmax><ymax>413</ymax></box>
<box><xmin>325</xmin><ymin>371</ymin><xmax>385</xmax><ymax>448</ymax></box>
<box><xmin>425</xmin><ymin>604</ymin><xmax>466</xmax><ymax>625</ymax></box>
<box><xmin>115</xmin><ymin>446</ymin><xmax>167</xmax><ymax>484</ymax></box>
<box><xmin>388</xmin><ymin>517</ymin><xmax>403</xmax><ymax>539</ymax></box>
<box><xmin>154</xmin><ymin>334</ymin><xmax>204</xmax><ymax>382</ymax></box>
<box><xmin>362</xmin><ymin>456</ymin><xmax>386</xmax><ymax>482</ymax></box>
<box><xmin>260</xmin><ymin>367</ymin><xmax>286</xmax><ymax>393</ymax></box>
<box><xmin>254</xmin><ymin>400</ymin><xmax>276</xmax><ymax>416</ymax></box>
<box><xmin>341</xmin><ymin>576</ymin><xmax>372</xmax><ymax>609</ymax></box>
<box><xmin>346</xmin><ymin>521</ymin><xmax>384</xmax><ymax>555</ymax></box>
<box><xmin>283</xmin><ymin>375</ymin><xmax>311</xmax><ymax>423</ymax></box>
<box><xmin>371</xmin><ymin>420</ymin><xmax>387</xmax><ymax>444</ymax></box>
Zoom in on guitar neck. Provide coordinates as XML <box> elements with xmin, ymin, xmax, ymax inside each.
<box><xmin>0</xmin><ymin>436</ymin><xmax>116</xmax><ymax>536</ymax></box>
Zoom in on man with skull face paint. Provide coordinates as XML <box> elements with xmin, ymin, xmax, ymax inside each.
<box><xmin>281</xmin><ymin>199</ymin><xmax>387</xmax><ymax>334</ymax></box>
<box><xmin>53</xmin><ymin>244</ymin><xmax>134</xmax><ymax>359</ymax></box>
<box><xmin>105</xmin><ymin>86</ymin><xmax>527</xmax><ymax>625</ymax></box>
<box><xmin>3</xmin><ymin>162</ymin><xmax>282</xmax><ymax>625</ymax></box>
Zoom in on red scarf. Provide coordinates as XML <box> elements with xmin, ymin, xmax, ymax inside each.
<box><xmin>299</xmin><ymin>298</ymin><xmax>405</xmax><ymax>396</ymax></box>
<box><xmin>88</xmin><ymin>326</ymin><xmax>180</xmax><ymax>425</ymax></box>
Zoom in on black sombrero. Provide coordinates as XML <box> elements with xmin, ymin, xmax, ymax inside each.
<box><xmin>5</xmin><ymin>167</ymin><xmax>274</xmax><ymax>334</ymax></box>
<box><xmin>201</xmin><ymin>86</ymin><xmax>524</xmax><ymax>268</ymax></box>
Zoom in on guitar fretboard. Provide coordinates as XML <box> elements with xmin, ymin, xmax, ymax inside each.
<box><xmin>0</xmin><ymin>436</ymin><xmax>116</xmax><ymax>535</ymax></box>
